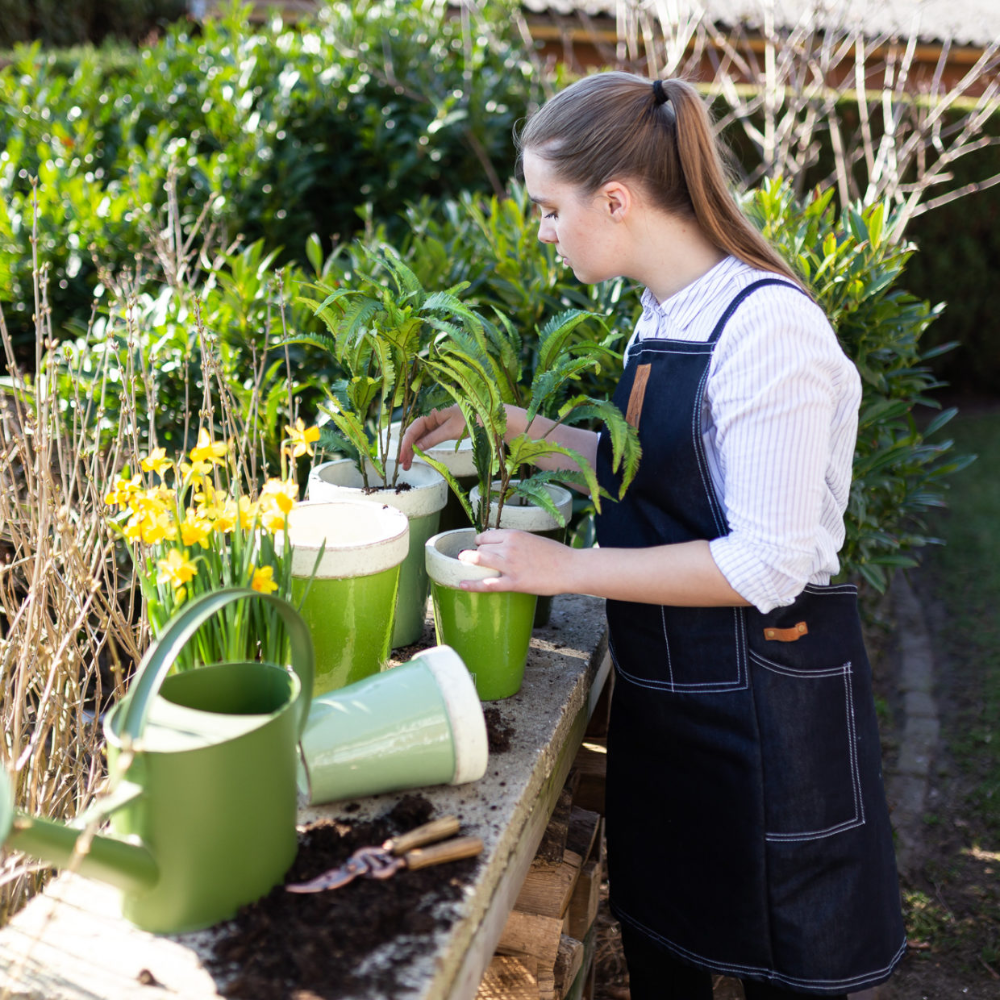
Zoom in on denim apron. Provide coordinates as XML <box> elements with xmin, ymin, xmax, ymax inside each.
<box><xmin>594</xmin><ymin>280</ymin><xmax>906</xmax><ymax>995</ymax></box>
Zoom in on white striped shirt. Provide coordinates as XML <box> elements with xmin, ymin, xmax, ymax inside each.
<box><xmin>626</xmin><ymin>256</ymin><xmax>862</xmax><ymax>614</ymax></box>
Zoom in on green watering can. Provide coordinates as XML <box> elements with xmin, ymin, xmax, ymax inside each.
<box><xmin>0</xmin><ymin>587</ymin><xmax>314</xmax><ymax>934</ymax></box>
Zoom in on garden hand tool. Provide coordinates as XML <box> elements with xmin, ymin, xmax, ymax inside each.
<box><xmin>285</xmin><ymin>815</ymin><xmax>483</xmax><ymax>893</ymax></box>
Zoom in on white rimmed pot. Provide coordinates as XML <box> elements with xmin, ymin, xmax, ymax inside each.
<box><xmin>469</xmin><ymin>480</ymin><xmax>574</xmax><ymax>628</ymax></box>
<box><xmin>280</xmin><ymin>500</ymin><xmax>409</xmax><ymax>697</ymax></box>
<box><xmin>425</xmin><ymin>528</ymin><xmax>537</xmax><ymax>701</ymax></box>
<box><xmin>307</xmin><ymin>458</ymin><xmax>448</xmax><ymax>648</ymax></box>
<box><xmin>383</xmin><ymin>420</ymin><xmax>477</xmax><ymax>533</ymax></box>
<box><xmin>297</xmin><ymin>644</ymin><xmax>489</xmax><ymax>805</ymax></box>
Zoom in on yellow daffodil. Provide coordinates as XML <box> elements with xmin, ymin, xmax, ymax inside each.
<box><xmin>179</xmin><ymin>515</ymin><xmax>213</xmax><ymax>549</ymax></box>
<box><xmin>140</xmin><ymin>448</ymin><xmax>172</xmax><ymax>478</ymax></box>
<box><xmin>249</xmin><ymin>565</ymin><xmax>278</xmax><ymax>594</ymax></box>
<box><xmin>104</xmin><ymin>474</ymin><xmax>142</xmax><ymax>507</ymax></box>
<box><xmin>284</xmin><ymin>419</ymin><xmax>320</xmax><ymax>459</ymax></box>
<box><xmin>131</xmin><ymin>486</ymin><xmax>172</xmax><ymax>516</ymax></box>
<box><xmin>139</xmin><ymin>508</ymin><xmax>177</xmax><ymax>545</ymax></box>
<box><xmin>261</xmin><ymin>478</ymin><xmax>298</xmax><ymax>515</ymax></box>
<box><xmin>213</xmin><ymin>498</ymin><xmax>238</xmax><ymax>534</ymax></box>
<box><xmin>193</xmin><ymin>480</ymin><xmax>222</xmax><ymax>518</ymax></box>
<box><xmin>156</xmin><ymin>549</ymin><xmax>197</xmax><ymax>589</ymax></box>
<box><xmin>237</xmin><ymin>495</ymin><xmax>258</xmax><ymax>530</ymax></box>
<box><xmin>260</xmin><ymin>506</ymin><xmax>287</xmax><ymax>534</ymax></box>
<box><xmin>180</xmin><ymin>459</ymin><xmax>213</xmax><ymax>485</ymax></box>
<box><xmin>190</xmin><ymin>428</ymin><xmax>229</xmax><ymax>466</ymax></box>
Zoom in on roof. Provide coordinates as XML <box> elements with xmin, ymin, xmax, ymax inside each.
<box><xmin>521</xmin><ymin>0</ymin><xmax>1000</xmax><ymax>49</ymax></box>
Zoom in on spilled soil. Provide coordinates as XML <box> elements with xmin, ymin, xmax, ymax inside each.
<box><xmin>208</xmin><ymin>795</ymin><xmax>481</xmax><ymax>1000</ymax></box>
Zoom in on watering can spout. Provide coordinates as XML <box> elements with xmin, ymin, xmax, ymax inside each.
<box><xmin>6</xmin><ymin>809</ymin><xmax>160</xmax><ymax>895</ymax></box>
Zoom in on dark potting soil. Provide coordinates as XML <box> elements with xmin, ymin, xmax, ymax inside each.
<box><xmin>208</xmin><ymin>794</ymin><xmax>481</xmax><ymax>1000</ymax></box>
<box><xmin>360</xmin><ymin>482</ymin><xmax>413</xmax><ymax>495</ymax></box>
<box><xmin>483</xmin><ymin>705</ymin><xmax>515</xmax><ymax>754</ymax></box>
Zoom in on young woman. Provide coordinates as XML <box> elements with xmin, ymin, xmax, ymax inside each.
<box><xmin>400</xmin><ymin>72</ymin><xmax>905</xmax><ymax>999</ymax></box>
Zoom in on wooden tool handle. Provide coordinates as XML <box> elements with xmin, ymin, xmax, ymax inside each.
<box><xmin>387</xmin><ymin>815</ymin><xmax>462</xmax><ymax>855</ymax></box>
<box><xmin>403</xmin><ymin>836</ymin><xmax>484</xmax><ymax>870</ymax></box>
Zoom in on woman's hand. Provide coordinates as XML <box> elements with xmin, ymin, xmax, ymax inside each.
<box><xmin>457</xmin><ymin>529</ymin><xmax>576</xmax><ymax>596</ymax></box>
<box><xmin>399</xmin><ymin>406</ymin><xmax>468</xmax><ymax>470</ymax></box>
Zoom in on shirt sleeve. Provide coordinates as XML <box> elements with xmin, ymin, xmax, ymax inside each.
<box><xmin>705</xmin><ymin>289</ymin><xmax>861</xmax><ymax>613</ymax></box>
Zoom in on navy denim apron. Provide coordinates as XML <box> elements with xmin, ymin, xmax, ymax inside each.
<box><xmin>594</xmin><ymin>280</ymin><xmax>906</xmax><ymax>995</ymax></box>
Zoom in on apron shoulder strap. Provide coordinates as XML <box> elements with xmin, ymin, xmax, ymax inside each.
<box><xmin>707</xmin><ymin>277</ymin><xmax>807</xmax><ymax>345</ymax></box>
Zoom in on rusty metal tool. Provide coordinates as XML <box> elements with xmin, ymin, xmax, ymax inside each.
<box><xmin>285</xmin><ymin>815</ymin><xmax>483</xmax><ymax>893</ymax></box>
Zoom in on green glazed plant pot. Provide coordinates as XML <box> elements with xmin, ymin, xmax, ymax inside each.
<box><xmin>308</xmin><ymin>458</ymin><xmax>448</xmax><ymax>648</ymax></box>
<box><xmin>425</xmin><ymin>528</ymin><xmax>537</xmax><ymax>701</ymax></box>
<box><xmin>298</xmin><ymin>644</ymin><xmax>489</xmax><ymax>805</ymax></box>
<box><xmin>469</xmin><ymin>481</ymin><xmax>574</xmax><ymax>628</ymax></box>
<box><xmin>282</xmin><ymin>500</ymin><xmax>409</xmax><ymax>696</ymax></box>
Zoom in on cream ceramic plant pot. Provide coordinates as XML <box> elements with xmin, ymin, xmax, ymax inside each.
<box><xmin>469</xmin><ymin>481</ymin><xmax>574</xmax><ymax>628</ymax></box>
<box><xmin>281</xmin><ymin>500</ymin><xmax>409</xmax><ymax>697</ymax></box>
<box><xmin>383</xmin><ymin>420</ymin><xmax>477</xmax><ymax>534</ymax></box>
<box><xmin>307</xmin><ymin>458</ymin><xmax>448</xmax><ymax>648</ymax></box>
<box><xmin>425</xmin><ymin>528</ymin><xmax>537</xmax><ymax>701</ymax></box>
<box><xmin>297</xmin><ymin>644</ymin><xmax>489</xmax><ymax>805</ymax></box>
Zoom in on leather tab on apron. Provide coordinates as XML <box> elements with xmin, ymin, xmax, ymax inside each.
<box><xmin>763</xmin><ymin>621</ymin><xmax>809</xmax><ymax>642</ymax></box>
<box><xmin>626</xmin><ymin>364</ymin><xmax>652</xmax><ymax>429</ymax></box>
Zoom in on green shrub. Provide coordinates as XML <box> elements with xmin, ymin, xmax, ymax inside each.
<box><xmin>750</xmin><ymin>179</ymin><xmax>975</xmax><ymax>592</ymax></box>
<box><xmin>0</xmin><ymin>0</ymin><xmax>186</xmax><ymax>48</ymax></box>
<box><xmin>0</xmin><ymin>0</ymin><xmax>541</xmax><ymax>354</ymax></box>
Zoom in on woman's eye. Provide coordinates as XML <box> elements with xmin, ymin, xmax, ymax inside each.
<box><xmin>544</xmin><ymin>211</ymin><xmax>557</xmax><ymax>220</ymax></box>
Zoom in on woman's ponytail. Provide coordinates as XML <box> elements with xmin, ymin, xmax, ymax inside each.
<box><xmin>663</xmin><ymin>79</ymin><xmax>802</xmax><ymax>286</ymax></box>
<box><xmin>516</xmin><ymin>72</ymin><xmax>805</xmax><ymax>291</ymax></box>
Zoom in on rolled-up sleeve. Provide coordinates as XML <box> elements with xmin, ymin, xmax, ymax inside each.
<box><xmin>705</xmin><ymin>292</ymin><xmax>861</xmax><ymax>614</ymax></box>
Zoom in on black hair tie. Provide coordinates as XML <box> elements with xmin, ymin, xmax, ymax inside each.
<box><xmin>652</xmin><ymin>79</ymin><xmax>669</xmax><ymax>106</ymax></box>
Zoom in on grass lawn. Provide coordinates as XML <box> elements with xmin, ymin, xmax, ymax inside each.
<box><xmin>928</xmin><ymin>407</ymin><xmax>1000</xmax><ymax>835</ymax></box>
<box><xmin>883</xmin><ymin>403</ymin><xmax>1000</xmax><ymax>998</ymax></box>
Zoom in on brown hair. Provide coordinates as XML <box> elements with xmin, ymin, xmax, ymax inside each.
<box><xmin>515</xmin><ymin>72</ymin><xmax>804</xmax><ymax>288</ymax></box>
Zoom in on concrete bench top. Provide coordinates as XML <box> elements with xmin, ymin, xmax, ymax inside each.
<box><xmin>0</xmin><ymin>593</ymin><xmax>610</xmax><ymax>1000</ymax></box>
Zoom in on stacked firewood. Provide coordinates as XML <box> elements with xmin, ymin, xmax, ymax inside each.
<box><xmin>477</xmin><ymin>681</ymin><xmax>610</xmax><ymax>1000</ymax></box>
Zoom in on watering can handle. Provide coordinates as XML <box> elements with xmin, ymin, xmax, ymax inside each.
<box><xmin>117</xmin><ymin>588</ymin><xmax>315</xmax><ymax>745</ymax></box>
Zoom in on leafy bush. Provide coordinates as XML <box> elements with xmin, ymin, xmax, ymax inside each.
<box><xmin>750</xmin><ymin>179</ymin><xmax>975</xmax><ymax>592</ymax></box>
<box><xmin>0</xmin><ymin>0</ymin><xmax>186</xmax><ymax>48</ymax></box>
<box><xmin>0</xmin><ymin>0</ymin><xmax>541</xmax><ymax>354</ymax></box>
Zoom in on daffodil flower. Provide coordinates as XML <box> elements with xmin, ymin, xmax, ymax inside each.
<box><xmin>249</xmin><ymin>565</ymin><xmax>278</xmax><ymax>594</ymax></box>
<box><xmin>180</xmin><ymin>459</ymin><xmax>213</xmax><ymax>485</ymax></box>
<box><xmin>140</xmin><ymin>448</ymin><xmax>172</xmax><ymax>478</ymax></box>
<box><xmin>104</xmin><ymin>474</ymin><xmax>142</xmax><ymax>507</ymax></box>
<box><xmin>213</xmin><ymin>499</ymin><xmax>238</xmax><ymax>534</ymax></box>
<box><xmin>284</xmin><ymin>418</ymin><xmax>320</xmax><ymax>459</ymax></box>
<box><xmin>261</xmin><ymin>478</ymin><xmax>298</xmax><ymax>515</ymax></box>
<box><xmin>157</xmin><ymin>549</ymin><xmax>198</xmax><ymax>589</ymax></box>
<box><xmin>179</xmin><ymin>515</ymin><xmax>213</xmax><ymax>549</ymax></box>
<box><xmin>260</xmin><ymin>506</ymin><xmax>287</xmax><ymax>534</ymax></box>
<box><xmin>139</xmin><ymin>509</ymin><xmax>177</xmax><ymax>545</ymax></box>
<box><xmin>189</xmin><ymin>428</ymin><xmax>229</xmax><ymax>466</ymax></box>
<box><xmin>237</xmin><ymin>495</ymin><xmax>258</xmax><ymax>530</ymax></box>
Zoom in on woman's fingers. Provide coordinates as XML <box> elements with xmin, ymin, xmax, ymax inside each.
<box><xmin>458</xmin><ymin>530</ymin><xmax>572</xmax><ymax>596</ymax></box>
<box><xmin>399</xmin><ymin>407</ymin><xmax>463</xmax><ymax>469</ymax></box>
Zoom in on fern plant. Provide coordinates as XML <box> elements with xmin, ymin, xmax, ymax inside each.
<box><xmin>286</xmin><ymin>243</ymin><xmax>488</xmax><ymax>490</ymax></box>
<box><xmin>418</xmin><ymin>309</ymin><xmax>641</xmax><ymax>533</ymax></box>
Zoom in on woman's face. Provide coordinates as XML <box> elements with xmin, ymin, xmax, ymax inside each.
<box><xmin>522</xmin><ymin>150</ymin><xmax>627</xmax><ymax>286</ymax></box>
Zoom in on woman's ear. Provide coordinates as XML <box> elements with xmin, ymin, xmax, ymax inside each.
<box><xmin>600</xmin><ymin>180</ymin><xmax>632</xmax><ymax>222</ymax></box>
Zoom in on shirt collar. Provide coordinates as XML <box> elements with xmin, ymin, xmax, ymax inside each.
<box><xmin>640</xmin><ymin>255</ymin><xmax>744</xmax><ymax>333</ymax></box>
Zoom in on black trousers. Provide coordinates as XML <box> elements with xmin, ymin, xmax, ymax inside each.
<box><xmin>621</xmin><ymin>925</ymin><xmax>849</xmax><ymax>1000</ymax></box>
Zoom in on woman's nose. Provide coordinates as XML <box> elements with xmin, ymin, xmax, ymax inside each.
<box><xmin>538</xmin><ymin>218</ymin><xmax>557</xmax><ymax>244</ymax></box>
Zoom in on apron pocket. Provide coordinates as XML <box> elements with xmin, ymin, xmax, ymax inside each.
<box><xmin>607</xmin><ymin>602</ymin><xmax>747</xmax><ymax>692</ymax></box>
<box><xmin>751</xmin><ymin>649</ymin><xmax>865</xmax><ymax>841</ymax></box>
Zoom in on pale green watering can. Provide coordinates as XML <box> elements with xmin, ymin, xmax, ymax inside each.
<box><xmin>0</xmin><ymin>588</ymin><xmax>314</xmax><ymax>934</ymax></box>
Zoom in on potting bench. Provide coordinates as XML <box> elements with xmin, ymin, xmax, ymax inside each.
<box><xmin>0</xmin><ymin>593</ymin><xmax>610</xmax><ymax>1000</ymax></box>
